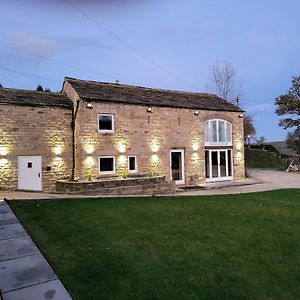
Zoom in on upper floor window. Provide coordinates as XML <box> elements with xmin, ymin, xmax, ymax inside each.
<box><xmin>98</xmin><ymin>114</ymin><xmax>114</xmax><ymax>133</ymax></box>
<box><xmin>204</xmin><ymin>119</ymin><xmax>232</xmax><ymax>146</ymax></box>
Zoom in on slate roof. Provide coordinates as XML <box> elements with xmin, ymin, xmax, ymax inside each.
<box><xmin>0</xmin><ymin>88</ymin><xmax>73</xmax><ymax>109</ymax></box>
<box><xmin>65</xmin><ymin>77</ymin><xmax>243</xmax><ymax>112</ymax></box>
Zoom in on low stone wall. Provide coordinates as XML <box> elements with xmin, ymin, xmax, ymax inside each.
<box><xmin>56</xmin><ymin>176</ymin><xmax>175</xmax><ymax>195</ymax></box>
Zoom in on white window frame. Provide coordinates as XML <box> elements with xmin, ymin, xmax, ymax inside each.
<box><xmin>205</xmin><ymin>149</ymin><xmax>233</xmax><ymax>182</ymax></box>
<box><xmin>98</xmin><ymin>156</ymin><xmax>116</xmax><ymax>174</ymax></box>
<box><xmin>98</xmin><ymin>114</ymin><xmax>115</xmax><ymax>133</ymax></box>
<box><xmin>204</xmin><ymin>119</ymin><xmax>232</xmax><ymax>146</ymax></box>
<box><xmin>128</xmin><ymin>155</ymin><xmax>137</xmax><ymax>173</ymax></box>
<box><xmin>170</xmin><ymin>149</ymin><xmax>185</xmax><ymax>185</ymax></box>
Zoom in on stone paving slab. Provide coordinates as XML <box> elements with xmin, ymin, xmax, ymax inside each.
<box><xmin>0</xmin><ymin>237</ymin><xmax>40</xmax><ymax>262</ymax></box>
<box><xmin>2</xmin><ymin>279</ymin><xmax>72</xmax><ymax>300</ymax></box>
<box><xmin>0</xmin><ymin>223</ymin><xmax>28</xmax><ymax>241</ymax></box>
<box><xmin>0</xmin><ymin>254</ymin><xmax>57</xmax><ymax>293</ymax></box>
<box><xmin>0</xmin><ymin>211</ymin><xmax>19</xmax><ymax>226</ymax></box>
<box><xmin>0</xmin><ymin>202</ymin><xmax>18</xmax><ymax>226</ymax></box>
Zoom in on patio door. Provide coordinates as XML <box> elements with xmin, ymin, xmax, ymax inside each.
<box><xmin>170</xmin><ymin>149</ymin><xmax>185</xmax><ymax>184</ymax></box>
<box><xmin>205</xmin><ymin>149</ymin><xmax>232</xmax><ymax>181</ymax></box>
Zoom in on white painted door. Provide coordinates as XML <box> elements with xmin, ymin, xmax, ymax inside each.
<box><xmin>170</xmin><ymin>149</ymin><xmax>185</xmax><ymax>184</ymax></box>
<box><xmin>18</xmin><ymin>156</ymin><xmax>42</xmax><ymax>191</ymax></box>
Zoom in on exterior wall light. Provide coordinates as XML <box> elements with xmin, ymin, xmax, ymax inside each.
<box><xmin>118</xmin><ymin>155</ymin><xmax>127</xmax><ymax>166</ymax></box>
<box><xmin>147</xmin><ymin>107</ymin><xmax>152</xmax><ymax>113</ymax></box>
<box><xmin>151</xmin><ymin>154</ymin><xmax>159</xmax><ymax>164</ymax></box>
<box><xmin>0</xmin><ymin>148</ymin><xmax>7</xmax><ymax>156</ymax></box>
<box><xmin>236</xmin><ymin>141</ymin><xmax>243</xmax><ymax>151</ymax></box>
<box><xmin>239</xmin><ymin>113</ymin><xmax>244</xmax><ymax>118</ymax></box>
<box><xmin>0</xmin><ymin>158</ymin><xmax>9</xmax><ymax>167</ymax></box>
<box><xmin>117</xmin><ymin>141</ymin><xmax>127</xmax><ymax>154</ymax></box>
<box><xmin>194</xmin><ymin>110</ymin><xmax>199</xmax><ymax>116</ymax></box>
<box><xmin>150</xmin><ymin>140</ymin><xmax>160</xmax><ymax>153</ymax></box>
<box><xmin>86</xmin><ymin>102</ymin><xmax>93</xmax><ymax>109</ymax></box>
<box><xmin>53</xmin><ymin>145</ymin><xmax>62</xmax><ymax>156</ymax></box>
<box><xmin>192</xmin><ymin>143</ymin><xmax>199</xmax><ymax>152</ymax></box>
<box><xmin>86</xmin><ymin>144</ymin><xmax>95</xmax><ymax>154</ymax></box>
<box><xmin>85</xmin><ymin>156</ymin><xmax>95</xmax><ymax>168</ymax></box>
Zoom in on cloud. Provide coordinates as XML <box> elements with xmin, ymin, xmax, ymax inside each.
<box><xmin>6</xmin><ymin>32</ymin><xmax>58</xmax><ymax>58</ymax></box>
<box><xmin>245</xmin><ymin>102</ymin><xmax>274</xmax><ymax>113</ymax></box>
<box><xmin>55</xmin><ymin>36</ymin><xmax>115</xmax><ymax>50</ymax></box>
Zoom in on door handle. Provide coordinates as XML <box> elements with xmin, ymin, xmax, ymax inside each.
<box><xmin>38</xmin><ymin>173</ymin><xmax>40</xmax><ymax>178</ymax></box>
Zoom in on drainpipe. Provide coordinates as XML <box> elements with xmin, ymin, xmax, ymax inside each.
<box><xmin>71</xmin><ymin>99</ymin><xmax>80</xmax><ymax>180</ymax></box>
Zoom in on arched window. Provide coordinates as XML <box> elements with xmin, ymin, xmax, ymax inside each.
<box><xmin>204</xmin><ymin>119</ymin><xmax>232</xmax><ymax>146</ymax></box>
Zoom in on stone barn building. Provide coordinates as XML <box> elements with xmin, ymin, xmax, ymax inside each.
<box><xmin>0</xmin><ymin>77</ymin><xmax>245</xmax><ymax>193</ymax></box>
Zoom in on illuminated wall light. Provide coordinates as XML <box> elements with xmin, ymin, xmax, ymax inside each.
<box><xmin>53</xmin><ymin>145</ymin><xmax>62</xmax><ymax>156</ymax></box>
<box><xmin>53</xmin><ymin>157</ymin><xmax>64</xmax><ymax>168</ymax></box>
<box><xmin>151</xmin><ymin>154</ymin><xmax>159</xmax><ymax>164</ymax></box>
<box><xmin>118</xmin><ymin>143</ymin><xmax>126</xmax><ymax>154</ymax></box>
<box><xmin>236</xmin><ymin>151</ymin><xmax>243</xmax><ymax>160</ymax></box>
<box><xmin>118</xmin><ymin>155</ymin><xmax>127</xmax><ymax>166</ymax></box>
<box><xmin>236</xmin><ymin>141</ymin><xmax>243</xmax><ymax>151</ymax></box>
<box><xmin>194</xmin><ymin>110</ymin><xmax>199</xmax><ymax>115</ymax></box>
<box><xmin>85</xmin><ymin>144</ymin><xmax>95</xmax><ymax>154</ymax></box>
<box><xmin>150</xmin><ymin>140</ymin><xmax>160</xmax><ymax>153</ymax></box>
<box><xmin>192</xmin><ymin>143</ymin><xmax>199</xmax><ymax>152</ymax></box>
<box><xmin>85</xmin><ymin>156</ymin><xmax>95</xmax><ymax>168</ymax></box>
<box><xmin>0</xmin><ymin>158</ymin><xmax>9</xmax><ymax>167</ymax></box>
<box><xmin>0</xmin><ymin>147</ymin><xmax>8</xmax><ymax>156</ymax></box>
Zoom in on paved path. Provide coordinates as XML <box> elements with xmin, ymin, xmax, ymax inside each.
<box><xmin>0</xmin><ymin>200</ymin><xmax>72</xmax><ymax>300</ymax></box>
<box><xmin>180</xmin><ymin>169</ymin><xmax>300</xmax><ymax>196</ymax></box>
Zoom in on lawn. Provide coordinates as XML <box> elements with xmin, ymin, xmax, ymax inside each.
<box><xmin>9</xmin><ymin>189</ymin><xmax>300</xmax><ymax>300</ymax></box>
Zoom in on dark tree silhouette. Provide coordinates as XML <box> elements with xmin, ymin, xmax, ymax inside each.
<box><xmin>275</xmin><ymin>76</ymin><xmax>300</xmax><ymax>129</ymax></box>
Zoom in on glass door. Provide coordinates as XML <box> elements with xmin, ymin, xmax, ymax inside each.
<box><xmin>170</xmin><ymin>149</ymin><xmax>185</xmax><ymax>184</ymax></box>
<box><xmin>205</xmin><ymin>149</ymin><xmax>233</xmax><ymax>181</ymax></box>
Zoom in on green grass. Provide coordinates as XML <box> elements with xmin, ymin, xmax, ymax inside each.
<box><xmin>9</xmin><ymin>189</ymin><xmax>300</xmax><ymax>300</ymax></box>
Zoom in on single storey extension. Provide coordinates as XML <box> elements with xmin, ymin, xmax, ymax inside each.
<box><xmin>0</xmin><ymin>77</ymin><xmax>245</xmax><ymax>192</ymax></box>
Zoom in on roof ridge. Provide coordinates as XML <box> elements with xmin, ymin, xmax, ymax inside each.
<box><xmin>64</xmin><ymin>76</ymin><xmax>223</xmax><ymax>99</ymax></box>
<box><xmin>64</xmin><ymin>76</ymin><xmax>243</xmax><ymax>112</ymax></box>
<box><xmin>0</xmin><ymin>87</ymin><xmax>63</xmax><ymax>96</ymax></box>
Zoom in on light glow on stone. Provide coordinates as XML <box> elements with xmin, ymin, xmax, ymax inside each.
<box><xmin>0</xmin><ymin>158</ymin><xmax>9</xmax><ymax>167</ymax></box>
<box><xmin>53</xmin><ymin>145</ymin><xmax>62</xmax><ymax>156</ymax></box>
<box><xmin>85</xmin><ymin>144</ymin><xmax>95</xmax><ymax>154</ymax></box>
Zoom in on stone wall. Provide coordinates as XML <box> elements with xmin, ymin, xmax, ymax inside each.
<box><xmin>56</xmin><ymin>176</ymin><xmax>175</xmax><ymax>195</ymax></box>
<box><xmin>64</xmin><ymin>82</ymin><xmax>245</xmax><ymax>184</ymax></box>
<box><xmin>0</xmin><ymin>104</ymin><xmax>73</xmax><ymax>192</ymax></box>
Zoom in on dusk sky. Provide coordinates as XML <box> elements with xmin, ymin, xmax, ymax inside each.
<box><xmin>1</xmin><ymin>0</ymin><xmax>299</xmax><ymax>141</ymax></box>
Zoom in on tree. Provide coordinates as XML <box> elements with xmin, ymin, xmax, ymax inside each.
<box><xmin>274</xmin><ymin>76</ymin><xmax>300</xmax><ymax>129</ymax></box>
<box><xmin>256</xmin><ymin>136</ymin><xmax>266</xmax><ymax>150</ymax></box>
<box><xmin>286</xmin><ymin>127</ymin><xmax>300</xmax><ymax>154</ymax></box>
<box><xmin>208</xmin><ymin>60</ymin><xmax>242</xmax><ymax>104</ymax></box>
<box><xmin>36</xmin><ymin>84</ymin><xmax>44</xmax><ymax>91</ymax></box>
<box><xmin>0</xmin><ymin>82</ymin><xmax>3</xmax><ymax>88</ymax></box>
<box><xmin>243</xmin><ymin>115</ymin><xmax>256</xmax><ymax>141</ymax></box>
<box><xmin>208</xmin><ymin>61</ymin><xmax>256</xmax><ymax>141</ymax></box>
